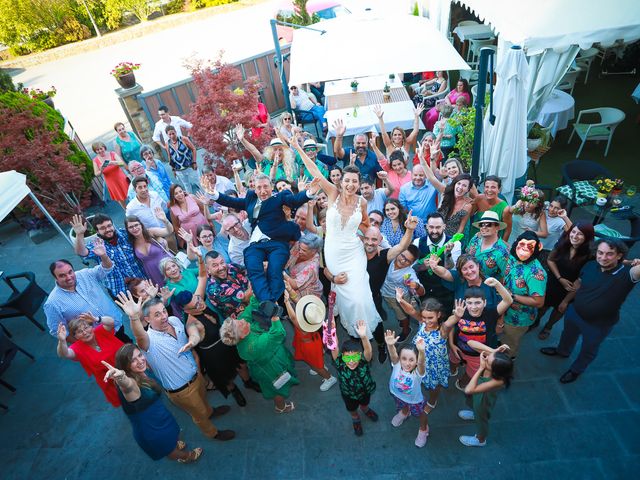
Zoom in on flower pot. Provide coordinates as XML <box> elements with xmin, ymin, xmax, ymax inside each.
<box><xmin>527</xmin><ymin>138</ymin><xmax>542</xmax><ymax>152</ymax></box>
<box><xmin>383</xmin><ymin>92</ymin><xmax>391</xmax><ymax>102</ymax></box>
<box><xmin>42</xmin><ymin>96</ymin><xmax>55</xmax><ymax>108</ymax></box>
<box><xmin>116</xmin><ymin>72</ymin><xmax>136</xmax><ymax>89</ymax></box>
<box><xmin>69</xmin><ymin>215</ymin><xmax>98</xmax><ymax>247</ymax></box>
<box><xmin>351</xmin><ymin>87</ymin><xmax>357</xmax><ymax>93</ymax></box>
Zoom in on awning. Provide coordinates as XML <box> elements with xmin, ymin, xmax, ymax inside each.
<box><xmin>288</xmin><ymin>13</ymin><xmax>470</xmax><ymax>85</ymax></box>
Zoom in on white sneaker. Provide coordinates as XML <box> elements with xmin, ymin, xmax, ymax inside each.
<box><xmin>320</xmin><ymin>376</ymin><xmax>337</xmax><ymax>391</ymax></box>
<box><xmin>458</xmin><ymin>409</ymin><xmax>475</xmax><ymax>421</ymax></box>
<box><xmin>391</xmin><ymin>411</ymin><xmax>409</xmax><ymax>427</ymax></box>
<box><xmin>459</xmin><ymin>435</ymin><xmax>486</xmax><ymax>447</ymax></box>
<box><xmin>415</xmin><ymin>428</ymin><xmax>429</xmax><ymax>448</ymax></box>
<box><xmin>309</xmin><ymin>369</ymin><xmax>319</xmax><ymax>376</ymax></box>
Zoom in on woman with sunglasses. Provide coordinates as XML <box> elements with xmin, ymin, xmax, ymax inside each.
<box><xmin>279</xmin><ymin>112</ymin><xmax>295</xmax><ymax>141</ymax></box>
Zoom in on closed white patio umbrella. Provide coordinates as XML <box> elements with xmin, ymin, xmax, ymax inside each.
<box><xmin>480</xmin><ymin>45</ymin><xmax>529</xmax><ymax>203</ymax></box>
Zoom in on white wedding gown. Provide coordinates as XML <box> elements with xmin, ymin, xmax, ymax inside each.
<box><xmin>325</xmin><ymin>196</ymin><xmax>382</xmax><ymax>338</ymax></box>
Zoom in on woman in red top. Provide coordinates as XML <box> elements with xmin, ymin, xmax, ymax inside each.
<box><xmin>91</xmin><ymin>141</ymin><xmax>129</xmax><ymax>209</ymax></box>
<box><xmin>56</xmin><ymin>314</ymin><xmax>124</xmax><ymax>407</ymax></box>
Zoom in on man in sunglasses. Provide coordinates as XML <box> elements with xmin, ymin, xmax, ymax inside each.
<box><xmin>297</xmin><ymin>138</ymin><xmax>337</xmax><ymax>179</ymax></box>
<box><xmin>465</xmin><ymin>211</ymin><xmax>510</xmax><ymax>281</ymax></box>
<box><xmin>222</xmin><ymin>213</ymin><xmax>251</xmax><ymax>267</ymax></box>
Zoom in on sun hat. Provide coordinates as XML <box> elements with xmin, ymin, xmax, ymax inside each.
<box><xmin>303</xmin><ymin>138</ymin><xmax>318</xmax><ymax>149</ymax></box>
<box><xmin>269</xmin><ymin>138</ymin><xmax>284</xmax><ymax>147</ymax></box>
<box><xmin>295</xmin><ymin>295</ymin><xmax>326</xmax><ymax>332</ymax></box>
<box><xmin>472</xmin><ymin>210</ymin><xmax>507</xmax><ymax>230</ymax></box>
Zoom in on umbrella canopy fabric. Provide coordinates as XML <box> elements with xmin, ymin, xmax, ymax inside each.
<box><xmin>288</xmin><ymin>13</ymin><xmax>470</xmax><ymax>85</ymax></box>
<box><xmin>457</xmin><ymin>0</ymin><xmax>640</xmax><ymax>55</ymax></box>
<box><xmin>480</xmin><ymin>46</ymin><xmax>529</xmax><ymax>203</ymax></box>
<box><xmin>0</xmin><ymin>170</ymin><xmax>31</xmax><ymax>223</ymax></box>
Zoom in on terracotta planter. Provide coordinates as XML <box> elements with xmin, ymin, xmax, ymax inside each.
<box><xmin>116</xmin><ymin>72</ymin><xmax>136</xmax><ymax>89</ymax></box>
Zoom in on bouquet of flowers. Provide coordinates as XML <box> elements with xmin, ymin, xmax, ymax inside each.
<box><xmin>22</xmin><ymin>86</ymin><xmax>57</xmax><ymax>100</ymax></box>
<box><xmin>519</xmin><ymin>180</ymin><xmax>542</xmax><ymax>205</ymax></box>
<box><xmin>110</xmin><ymin>62</ymin><xmax>141</xmax><ymax>78</ymax></box>
<box><xmin>595</xmin><ymin>177</ymin><xmax>624</xmax><ymax>195</ymax></box>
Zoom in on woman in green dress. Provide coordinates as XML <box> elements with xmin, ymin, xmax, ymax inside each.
<box><xmin>114</xmin><ymin>122</ymin><xmax>143</xmax><ymax>164</ymax></box>
<box><xmin>220</xmin><ymin>296</ymin><xmax>298</xmax><ymax>413</ymax></box>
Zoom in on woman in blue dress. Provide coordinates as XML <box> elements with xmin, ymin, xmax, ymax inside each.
<box><xmin>104</xmin><ymin>344</ymin><xmax>203</xmax><ymax>463</ymax></box>
<box><xmin>114</xmin><ymin>122</ymin><xmax>142</xmax><ymax>165</ymax></box>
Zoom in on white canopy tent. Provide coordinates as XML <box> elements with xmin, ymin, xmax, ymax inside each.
<box><xmin>287</xmin><ymin>13</ymin><xmax>470</xmax><ymax>85</ymax></box>
<box><xmin>0</xmin><ymin>170</ymin><xmax>74</xmax><ymax>247</ymax></box>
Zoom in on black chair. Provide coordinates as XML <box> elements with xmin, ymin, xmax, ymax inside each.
<box><xmin>293</xmin><ymin>109</ymin><xmax>322</xmax><ymax>138</ymax></box>
<box><xmin>0</xmin><ymin>330</ymin><xmax>35</xmax><ymax>411</ymax></box>
<box><xmin>561</xmin><ymin>160</ymin><xmax>612</xmax><ymax>215</ymax></box>
<box><xmin>0</xmin><ymin>272</ymin><xmax>48</xmax><ymax>333</ymax></box>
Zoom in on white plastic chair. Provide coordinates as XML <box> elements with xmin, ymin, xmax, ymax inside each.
<box><xmin>568</xmin><ymin>107</ymin><xmax>626</xmax><ymax>157</ymax></box>
<box><xmin>468</xmin><ymin>37</ymin><xmax>495</xmax><ymax>64</ymax></box>
<box><xmin>457</xmin><ymin>20</ymin><xmax>479</xmax><ymax>27</ymax></box>
<box><xmin>471</xmin><ymin>83</ymin><xmax>493</xmax><ymax>104</ymax></box>
<box><xmin>575</xmin><ymin>47</ymin><xmax>599</xmax><ymax>84</ymax></box>
<box><xmin>423</xmin><ymin>87</ymin><xmax>450</xmax><ymax>105</ymax></box>
<box><xmin>557</xmin><ymin>68</ymin><xmax>582</xmax><ymax>96</ymax></box>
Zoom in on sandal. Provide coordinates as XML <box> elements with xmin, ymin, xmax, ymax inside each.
<box><xmin>176</xmin><ymin>440</ymin><xmax>186</xmax><ymax>451</ymax></box>
<box><xmin>424</xmin><ymin>401</ymin><xmax>438</xmax><ymax>414</ymax></box>
<box><xmin>275</xmin><ymin>401</ymin><xmax>295</xmax><ymax>414</ymax></box>
<box><xmin>538</xmin><ymin>328</ymin><xmax>551</xmax><ymax>340</ymax></box>
<box><xmin>177</xmin><ymin>448</ymin><xmax>203</xmax><ymax>464</ymax></box>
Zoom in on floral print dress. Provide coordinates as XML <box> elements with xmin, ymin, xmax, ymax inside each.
<box><xmin>413</xmin><ymin>324</ymin><xmax>449</xmax><ymax>389</ymax></box>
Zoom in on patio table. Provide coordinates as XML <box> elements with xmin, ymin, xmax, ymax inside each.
<box><xmin>453</xmin><ymin>24</ymin><xmax>494</xmax><ymax>42</ymax></box>
<box><xmin>536</xmin><ymin>89</ymin><xmax>575</xmax><ymax>137</ymax></box>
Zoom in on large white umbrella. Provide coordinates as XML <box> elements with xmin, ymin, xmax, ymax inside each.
<box><xmin>288</xmin><ymin>13</ymin><xmax>469</xmax><ymax>85</ymax></box>
<box><xmin>480</xmin><ymin>45</ymin><xmax>529</xmax><ymax>203</ymax></box>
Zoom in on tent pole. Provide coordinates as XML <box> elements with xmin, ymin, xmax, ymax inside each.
<box><xmin>28</xmin><ymin>192</ymin><xmax>75</xmax><ymax>249</ymax></box>
<box><xmin>471</xmin><ymin>47</ymin><xmax>496</xmax><ymax>183</ymax></box>
<box><xmin>270</xmin><ymin>19</ymin><xmax>292</xmax><ymax>113</ymax></box>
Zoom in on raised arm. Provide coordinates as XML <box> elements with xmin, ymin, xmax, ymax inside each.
<box><xmin>56</xmin><ymin>324</ymin><xmax>76</xmax><ymax>360</ymax></box>
<box><xmin>180</xmin><ymin>316</ymin><xmax>205</xmax><ymax>354</ymax></box>
<box><xmin>384</xmin><ymin>329</ymin><xmax>400</xmax><ymax>364</ymax></box>
<box><xmin>147</xmin><ymin>206</ymin><xmax>174</xmax><ymax>238</ymax></box>
<box><xmin>501</xmin><ymin>209</ymin><xmax>513</xmax><ymax>242</ymax></box>
<box><xmin>291</xmin><ymin>135</ymin><xmax>337</xmax><ymax>198</ymax></box>
<box><xmin>395</xmin><ymin>287</ymin><xmax>420</xmax><ymax>320</ymax></box>
<box><xmin>427</xmin><ymin>254</ymin><xmax>454</xmax><ymax>282</ymax></box>
<box><xmin>235</xmin><ymin>124</ymin><xmax>262</xmax><ymax>163</ymax></box>
<box><xmin>484</xmin><ymin>277</ymin><xmax>513</xmax><ymax>315</ymax></box>
<box><xmin>70</xmin><ymin>214</ymin><xmax>90</xmax><ymax>256</ymax></box>
<box><xmin>406</xmin><ymin>105</ymin><xmax>424</xmax><ymax>146</ymax></box>
<box><xmin>332</xmin><ymin>119</ymin><xmax>346</xmax><ymax>159</ymax></box>
<box><xmin>372</xmin><ymin>105</ymin><xmax>392</xmax><ymax>152</ymax></box>
<box><xmin>115</xmin><ymin>291</ymin><xmax>149</xmax><ymax>351</ymax></box>
<box><xmin>377</xmin><ymin>171</ymin><xmax>395</xmax><ymax>198</ymax></box>
<box><xmin>354</xmin><ymin>320</ymin><xmax>372</xmax><ymax>362</ymax></box>
<box><xmin>417</xmin><ymin>144</ymin><xmax>446</xmax><ymax>193</ymax></box>
<box><xmin>102</xmin><ymin>360</ymin><xmax>141</xmax><ymax>402</ymax></box>
<box><xmin>387</xmin><ymin>214</ymin><xmax>419</xmax><ymax>261</ymax></box>
<box><xmin>464</xmin><ymin>352</ymin><xmax>504</xmax><ymax>395</ymax></box>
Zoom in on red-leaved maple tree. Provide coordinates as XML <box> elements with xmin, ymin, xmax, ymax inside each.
<box><xmin>0</xmin><ymin>103</ymin><xmax>91</xmax><ymax>222</ymax></box>
<box><xmin>186</xmin><ymin>55</ymin><xmax>271</xmax><ymax>177</ymax></box>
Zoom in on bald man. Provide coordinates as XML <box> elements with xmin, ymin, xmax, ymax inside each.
<box><xmin>399</xmin><ymin>165</ymin><xmax>438</xmax><ymax>220</ymax></box>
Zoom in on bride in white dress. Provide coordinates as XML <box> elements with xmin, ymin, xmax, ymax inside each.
<box><xmin>292</xmin><ymin>137</ymin><xmax>381</xmax><ymax>338</ymax></box>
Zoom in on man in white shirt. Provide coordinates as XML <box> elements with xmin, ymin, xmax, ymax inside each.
<box><xmin>201</xmin><ymin>164</ymin><xmax>236</xmax><ymax>198</ymax></box>
<box><xmin>125</xmin><ymin>177</ymin><xmax>168</xmax><ymax>229</ymax></box>
<box><xmin>289</xmin><ymin>85</ymin><xmax>327</xmax><ymax>129</ymax></box>
<box><xmin>222</xmin><ymin>214</ymin><xmax>251</xmax><ymax>266</ymax></box>
<box><xmin>152</xmin><ymin>105</ymin><xmax>192</xmax><ymax>150</ymax></box>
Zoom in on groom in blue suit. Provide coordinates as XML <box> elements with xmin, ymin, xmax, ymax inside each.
<box><xmin>209</xmin><ymin>173</ymin><xmax>313</xmax><ymax>303</ymax></box>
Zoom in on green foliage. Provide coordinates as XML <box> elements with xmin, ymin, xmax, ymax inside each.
<box><xmin>165</xmin><ymin>0</ymin><xmax>186</xmax><ymax>14</ymax></box>
<box><xmin>0</xmin><ymin>70</ymin><xmax>21</xmax><ymax>93</ymax></box>
<box><xmin>447</xmin><ymin>107</ymin><xmax>476</xmax><ymax>170</ymax></box>
<box><xmin>276</xmin><ymin>0</ymin><xmax>320</xmax><ymax>26</ymax></box>
<box><xmin>194</xmin><ymin>0</ymin><xmax>237</xmax><ymax>8</ymax></box>
<box><xmin>103</xmin><ymin>0</ymin><xmax>160</xmax><ymax>29</ymax></box>
<box><xmin>412</xmin><ymin>2</ymin><xmax>420</xmax><ymax>16</ymax></box>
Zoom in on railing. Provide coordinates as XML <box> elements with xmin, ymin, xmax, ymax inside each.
<box><xmin>137</xmin><ymin>46</ymin><xmax>291</xmax><ymax>132</ymax></box>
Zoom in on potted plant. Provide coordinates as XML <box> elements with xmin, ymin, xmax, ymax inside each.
<box><xmin>527</xmin><ymin>123</ymin><xmax>551</xmax><ymax>152</ymax></box>
<box><xmin>111</xmin><ymin>62</ymin><xmax>141</xmax><ymax>89</ymax></box>
<box><xmin>389</xmin><ymin>73</ymin><xmax>396</xmax><ymax>81</ymax></box>
<box><xmin>350</xmin><ymin>80</ymin><xmax>359</xmax><ymax>92</ymax></box>
<box><xmin>22</xmin><ymin>86</ymin><xmax>57</xmax><ymax>108</ymax></box>
<box><xmin>383</xmin><ymin>82</ymin><xmax>391</xmax><ymax>102</ymax></box>
<box><xmin>68</xmin><ymin>214</ymin><xmax>99</xmax><ymax>246</ymax></box>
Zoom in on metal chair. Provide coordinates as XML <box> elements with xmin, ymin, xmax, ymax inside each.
<box><xmin>293</xmin><ymin>109</ymin><xmax>322</xmax><ymax>138</ymax></box>
<box><xmin>561</xmin><ymin>160</ymin><xmax>612</xmax><ymax>214</ymax></box>
<box><xmin>0</xmin><ymin>272</ymin><xmax>47</xmax><ymax>333</ymax></box>
<box><xmin>0</xmin><ymin>330</ymin><xmax>35</xmax><ymax>411</ymax></box>
<box><xmin>568</xmin><ymin>107</ymin><xmax>626</xmax><ymax>157</ymax></box>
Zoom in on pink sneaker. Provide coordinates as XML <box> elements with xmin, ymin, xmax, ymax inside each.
<box><xmin>415</xmin><ymin>428</ymin><xmax>429</xmax><ymax>448</ymax></box>
<box><xmin>391</xmin><ymin>411</ymin><xmax>409</xmax><ymax>427</ymax></box>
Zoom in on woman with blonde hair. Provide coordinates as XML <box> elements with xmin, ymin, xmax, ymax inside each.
<box><xmin>235</xmin><ymin>124</ymin><xmax>297</xmax><ymax>182</ymax></box>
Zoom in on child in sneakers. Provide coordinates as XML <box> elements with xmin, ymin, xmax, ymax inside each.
<box><xmin>385</xmin><ymin>330</ymin><xmax>429</xmax><ymax>448</ymax></box>
<box><xmin>331</xmin><ymin>319</ymin><xmax>378</xmax><ymax>436</ymax></box>
<box><xmin>283</xmin><ymin>290</ymin><xmax>337</xmax><ymax>391</ymax></box>
<box><xmin>395</xmin><ymin>292</ymin><xmax>459</xmax><ymax>431</ymax></box>
<box><xmin>458</xmin><ymin>340</ymin><xmax>513</xmax><ymax>447</ymax></box>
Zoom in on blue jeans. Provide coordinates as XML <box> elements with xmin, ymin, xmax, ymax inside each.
<box><xmin>243</xmin><ymin>240</ymin><xmax>290</xmax><ymax>302</ymax></box>
<box><xmin>557</xmin><ymin>305</ymin><xmax>613</xmax><ymax>374</ymax></box>
<box><xmin>310</xmin><ymin>105</ymin><xmax>327</xmax><ymax>124</ymax></box>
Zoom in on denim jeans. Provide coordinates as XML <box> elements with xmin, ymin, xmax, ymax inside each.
<box><xmin>557</xmin><ymin>305</ymin><xmax>613</xmax><ymax>374</ymax></box>
<box><xmin>243</xmin><ymin>240</ymin><xmax>290</xmax><ymax>302</ymax></box>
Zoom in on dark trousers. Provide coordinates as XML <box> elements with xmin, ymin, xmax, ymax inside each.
<box><xmin>557</xmin><ymin>305</ymin><xmax>614</xmax><ymax>374</ymax></box>
<box><xmin>115</xmin><ymin>325</ymin><xmax>132</xmax><ymax>343</ymax></box>
<box><xmin>243</xmin><ymin>240</ymin><xmax>290</xmax><ymax>302</ymax></box>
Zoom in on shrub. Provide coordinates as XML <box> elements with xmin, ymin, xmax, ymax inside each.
<box><xmin>0</xmin><ymin>91</ymin><xmax>93</xmax><ymax>221</ymax></box>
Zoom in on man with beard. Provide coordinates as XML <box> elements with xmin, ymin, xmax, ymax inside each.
<box><xmin>541</xmin><ymin>239</ymin><xmax>639</xmax><ymax>383</ymax></box>
<box><xmin>222</xmin><ymin>214</ymin><xmax>251</xmax><ymax>266</ymax></box>
<box><xmin>44</xmin><ymin>239</ymin><xmax>130</xmax><ymax>343</ymax></box>
<box><xmin>332</xmin><ymin>120</ymin><xmax>381</xmax><ymax>182</ymax></box>
<box><xmin>413</xmin><ymin>212</ymin><xmax>462</xmax><ymax>313</ymax></box>
<box><xmin>470</xmin><ymin>175</ymin><xmax>513</xmax><ymax>241</ymax></box>
<box><xmin>360</xmin><ymin>214</ymin><xmax>419</xmax><ymax>362</ymax></box>
<box><xmin>72</xmin><ymin>213</ymin><xmax>146</xmax><ymax>297</ymax></box>
<box><xmin>204</xmin><ymin>251</ymin><xmax>252</xmax><ymax>319</ymax></box>
<box><xmin>297</xmin><ymin>138</ymin><xmax>337</xmax><ymax>179</ymax></box>
<box><xmin>399</xmin><ymin>165</ymin><xmax>438</xmax><ymax>220</ymax></box>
